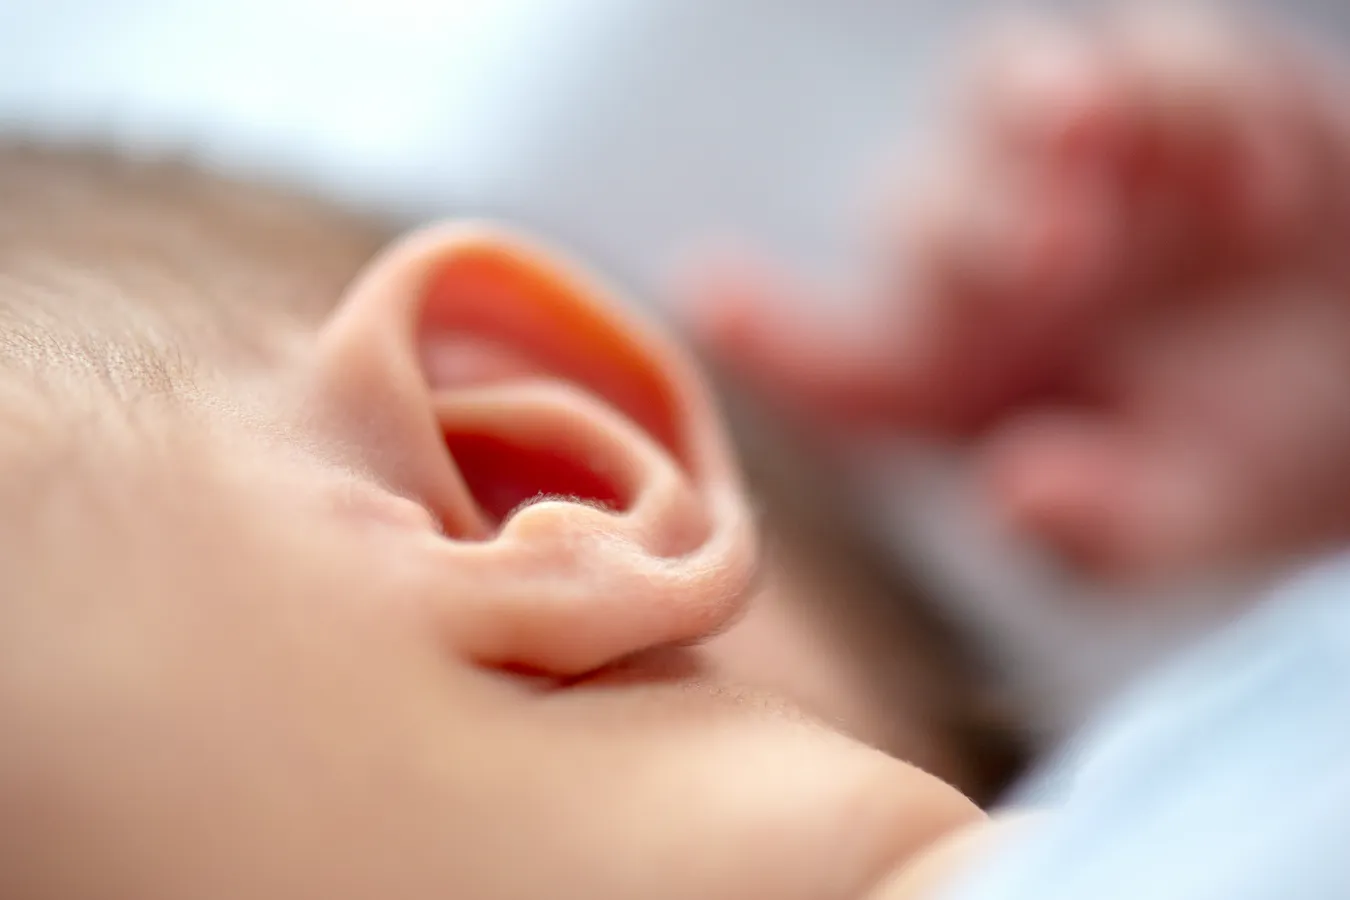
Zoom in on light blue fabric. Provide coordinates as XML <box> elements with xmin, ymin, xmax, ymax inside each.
<box><xmin>947</xmin><ymin>555</ymin><xmax>1350</xmax><ymax>900</ymax></box>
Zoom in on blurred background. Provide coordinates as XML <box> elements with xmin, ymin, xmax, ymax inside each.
<box><xmin>4</xmin><ymin>0</ymin><xmax>1350</xmax><ymax>763</ymax></box>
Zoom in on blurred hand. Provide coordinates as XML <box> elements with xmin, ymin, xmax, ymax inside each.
<box><xmin>682</xmin><ymin>9</ymin><xmax>1350</xmax><ymax>579</ymax></box>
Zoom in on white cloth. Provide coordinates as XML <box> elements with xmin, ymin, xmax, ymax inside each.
<box><xmin>949</xmin><ymin>555</ymin><xmax>1350</xmax><ymax>899</ymax></box>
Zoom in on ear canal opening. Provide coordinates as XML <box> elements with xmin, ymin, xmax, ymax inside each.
<box><xmin>443</xmin><ymin>429</ymin><xmax>633</xmax><ymax>529</ymax></box>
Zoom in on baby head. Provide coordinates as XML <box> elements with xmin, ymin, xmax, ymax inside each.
<box><xmin>0</xmin><ymin>145</ymin><xmax>981</xmax><ymax>899</ymax></box>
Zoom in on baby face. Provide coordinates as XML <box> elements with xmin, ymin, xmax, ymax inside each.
<box><xmin>0</xmin><ymin>221</ymin><xmax>977</xmax><ymax>899</ymax></box>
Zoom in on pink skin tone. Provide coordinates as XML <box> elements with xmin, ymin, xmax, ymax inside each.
<box><xmin>684</xmin><ymin>10</ymin><xmax>1350</xmax><ymax>580</ymax></box>
<box><xmin>0</xmin><ymin>223</ymin><xmax>981</xmax><ymax>899</ymax></box>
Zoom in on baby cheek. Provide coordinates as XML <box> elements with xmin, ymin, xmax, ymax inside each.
<box><xmin>701</xmin><ymin>579</ymin><xmax>882</xmax><ymax>743</ymax></box>
<box><xmin>862</xmin><ymin>816</ymin><xmax>1032</xmax><ymax>900</ymax></box>
<box><xmin>519</xmin><ymin>680</ymin><xmax>984</xmax><ymax>900</ymax></box>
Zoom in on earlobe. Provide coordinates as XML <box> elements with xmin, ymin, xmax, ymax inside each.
<box><xmin>314</xmin><ymin>223</ymin><xmax>758</xmax><ymax>675</ymax></box>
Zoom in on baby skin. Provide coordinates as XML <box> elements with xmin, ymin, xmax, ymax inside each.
<box><xmin>689</xmin><ymin>8</ymin><xmax>1350</xmax><ymax>581</ymax></box>
<box><xmin>0</xmin><ymin>147</ymin><xmax>981</xmax><ymax>899</ymax></box>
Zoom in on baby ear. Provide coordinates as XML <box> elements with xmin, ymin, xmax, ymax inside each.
<box><xmin>312</xmin><ymin>224</ymin><xmax>757</xmax><ymax>675</ymax></box>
